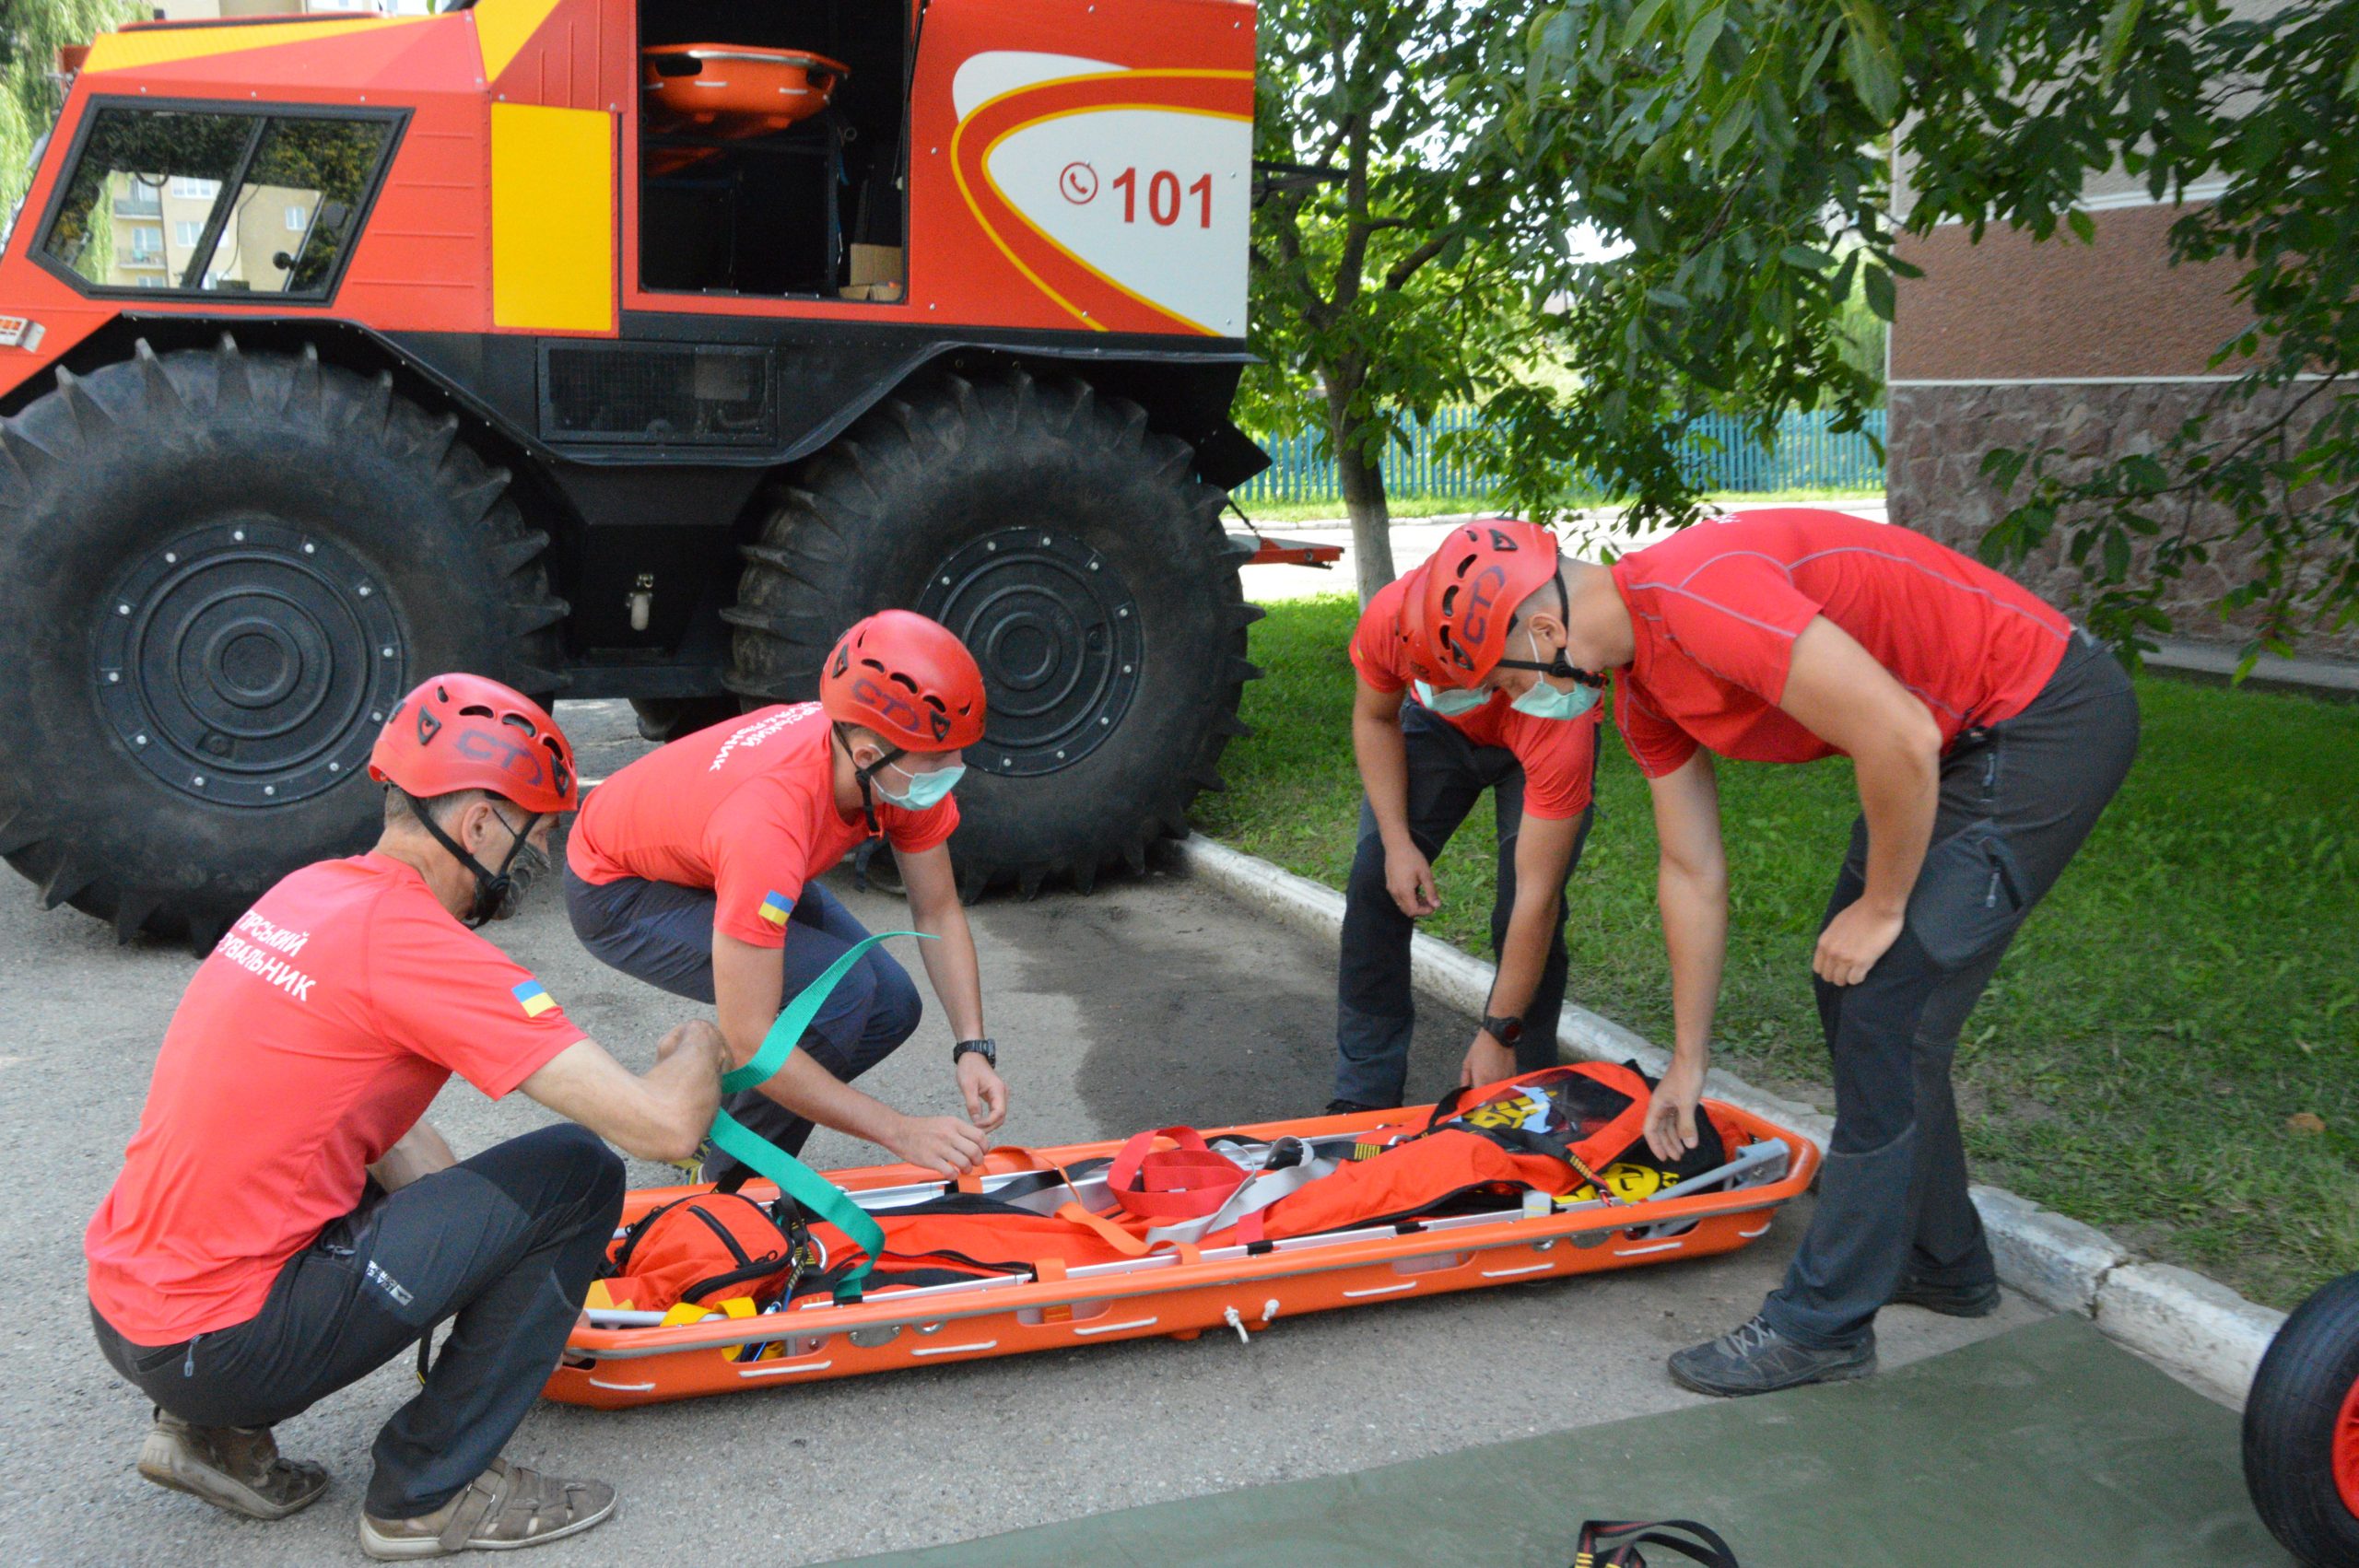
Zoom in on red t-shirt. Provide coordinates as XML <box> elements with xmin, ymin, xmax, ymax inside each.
<box><xmin>85</xmin><ymin>854</ymin><xmax>585</xmax><ymax>1344</ymax></box>
<box><xmin>1349</xmin><ymin>575</ymin><xmax>1600</xmax><ymax>820</ymax></box>
<box><xmin>1610</xmin><ymin>509</ymin><xmax>2072</xmax><ymax>778</ymax></box>
<box><xmin>567</xmin><ymin>702</ymin><xmax>957</xmax><ymax>946</ymax></box>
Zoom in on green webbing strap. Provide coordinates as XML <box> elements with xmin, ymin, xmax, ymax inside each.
<box><xmin>711</xmin><ymin>929</ymin><xmax>934</xmax><ymax>1304</ymax></box>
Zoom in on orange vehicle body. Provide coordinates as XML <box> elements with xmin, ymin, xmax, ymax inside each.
<box><xmin>546</xmin><ymin>1097</ymin><xmax>1819</xmax><ymax>1410</ymax></box>
<box><xmin>0</xmin><ymin>0</ymin><xmax>1255</xmax><ymax>404</ymax></box>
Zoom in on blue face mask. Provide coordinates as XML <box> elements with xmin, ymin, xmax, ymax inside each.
<box><xmin>878</xmin><ymin>759</ymin><xmax>965</xmax><ymax>810</ymax></box>
<box><xmin>1414</xmin><ymin>679</ymin><xmax>1489</xmax><ymax>717</ymax></box>
<box><xmin>1508</xmin><ymin>628</ymin><xmax>1602</xmax><ymax>720</ymax></box>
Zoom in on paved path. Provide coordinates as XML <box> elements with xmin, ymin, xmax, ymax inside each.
<box><xmin>5</xmin><ymin>696</ymin><xmax>2041</xmax><ymax>1565</ymax></box>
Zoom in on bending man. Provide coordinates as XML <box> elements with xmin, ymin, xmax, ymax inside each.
<box><xmin>1424</xmin><ymin>509</ymin><xmax>2138</xmax><ymax>1396</ymax></box>
<box><xmin>88</xmin><ymin>676</ymin><xmax>730</xmax><ymax>1556</ymax></box>
<box><xmin>1336</xmin><ymin>541</ymin><xmax>1602</xmax><ymax>1111</ymax></box>
<box><xmin>568</xmin><ymin>610</ymin><xmax>1008</xmax><ymax>1181</ymax></box>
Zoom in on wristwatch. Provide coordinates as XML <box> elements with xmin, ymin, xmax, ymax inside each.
<box><xmin>952</xmin><ymin>1037</ymin><xmax>997</xmax><ymax>1067</ymax></box>
<box><xmin>1479</xmin><ymin>1014</ymin><xmax>1525</xmax><ymax>1047</ymax></box>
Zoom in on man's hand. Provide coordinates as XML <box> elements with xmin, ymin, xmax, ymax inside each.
<box><xmin>1813</xmin><ymin>899</ymin><xmax>1905</xmax><ymax>988</ymax></box>
<box><xmin>1459</xmin><ymin>1032</ymin><xmax>1515</xmax><ymax>1090</ymax></box>
<box><xmin>1644</xmin><ymin>1054</ymin><xmax>1708</xmax><ymax>1162</ymax></box>
<box><xmin>957</xmin><ymin>1053</ymin><xmax>1008</xmax><ymax>1132</ymax></box>
<box><xmin>1386</xmin><ymin>843</ymin><xmax>1439</xmax><ymax>918</ymax></box>
<box><xmin>884</xmin><ymin>1113</ymin><xmax>989</xmax><ymax>1177</ymax></box>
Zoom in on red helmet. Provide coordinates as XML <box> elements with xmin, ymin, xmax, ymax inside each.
<box><xmin>1392</xmin><ymin>566</ymin><xmax>1450</xmax><ymax>688</ymax></box>
<box><xmin>368</xmin><ymin>674</ymin><xmax>579</xmax><ymax>813</ymax></box>
<box><xmin>820</xmin><ymin>610</ymin><xmax>987</xmax><ymax>752</ymax></box>
<box><xmin>1421</xmin><ymin>520</ymin><xmax>1564</xmax><ymax>686</ymax></box>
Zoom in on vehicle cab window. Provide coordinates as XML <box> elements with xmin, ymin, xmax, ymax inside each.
<box><xmin>39</xmin><ymin>105</ymin><xmax>399</xmax><ymax>299</ymax></box>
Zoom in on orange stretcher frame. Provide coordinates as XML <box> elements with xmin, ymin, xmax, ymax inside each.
<box><xmin>546</xmin><ymin>1098</ymin><xmax>1819</xmax><ymax>1410</ymax></box>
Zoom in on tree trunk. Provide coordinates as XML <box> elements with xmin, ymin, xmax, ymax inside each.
<box><xmin>1324</xmin><ymin>371</ymin><xmax>1395</xmax><ymax>606</ymax></box>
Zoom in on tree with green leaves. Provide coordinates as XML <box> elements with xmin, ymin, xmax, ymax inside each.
<box><xmin>1246</xmin><ymin>0</ymin><xmax>1907</xmax><ymax>605</ymax></box>
<box><xmin>1904</xmin><ymin>0</ymin><xmax>2359</xmax><ymax>662</ymax></box>
<box><xmin>2</xmin><ymin>0</ymin><xmax>142</xmax><ymax>239</ymax></box>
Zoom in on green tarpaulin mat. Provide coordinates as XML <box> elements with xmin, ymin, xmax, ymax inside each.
<box><xmin>827</xmin><ymin>1316</ymin><xmax>2287</xmax><ymax>1567</ymax></box>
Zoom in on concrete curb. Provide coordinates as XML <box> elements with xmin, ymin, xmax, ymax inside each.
<box><xmin>1172</xmin><ymin>832</ymin><xmax>2285</xmax><ymax>1404</ymax></box>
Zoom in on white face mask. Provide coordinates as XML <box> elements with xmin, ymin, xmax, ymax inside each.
<box><xmin>875</xmin><ymin>758</ymin><xmax>965</xmax><ymax>809</ymax></box>
<box><xmin>1508</xmin><ymin>627</ymin><xmax>1602</xmax><ymax>721</ymax></box>
<box><xmin>1414</xmin><ymin>679</ymin><xmax>1490</xmax><ymax>717</ymax></box>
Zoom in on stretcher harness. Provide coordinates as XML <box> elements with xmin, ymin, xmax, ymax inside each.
<box><xmin>781</xmin><ymin>1061</ymin><xmax>1731</xmax><ymax>1303</ymax></box>
<box><xmin>703</xmin><ymin>930</ymin><xmax>932</xmax><ymax>1304</ymax></box>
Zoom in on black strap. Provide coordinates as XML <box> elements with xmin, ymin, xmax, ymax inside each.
<box><xmin>1575</xmin><ymin>1518</ymin><xmax>1741</xmax><ymax>1568</ymax></box>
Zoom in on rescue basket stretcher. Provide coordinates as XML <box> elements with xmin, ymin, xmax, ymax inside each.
<box><xmin>546</xmin><ymin>1096</ymin><xmax>1817</xmax><ymax>1409</ymax></box>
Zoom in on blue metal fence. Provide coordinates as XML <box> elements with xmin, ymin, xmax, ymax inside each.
<box><xmin>1233</xmin><ymin>406</ymin><xmax>1885</xmax><ymax>507</ymax></box>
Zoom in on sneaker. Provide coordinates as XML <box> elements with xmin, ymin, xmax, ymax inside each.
<box><xmin>1888</xmin><ymin>1273</ymin><xmax>2001</xmax><ymax>1317</ymax></box>
<box><xmin>137</xmin><ymin>1411</ymin><xmax>330</xmax><ymax>1521</ymax></box>
<box><xmin>1324</xmin><ymin>1098</ymin><xmax>1382</xmax><ymax>1117</ymax></box>
<box><xmin>1667</xmin><ymin>1314</ymin><xmax>1877</xmax><ymax>1398</ymax></box>
<box><xmin>359</xmin><ymin>1457</ymin><xmax>616</xmax><ymax>1560</ymax></box>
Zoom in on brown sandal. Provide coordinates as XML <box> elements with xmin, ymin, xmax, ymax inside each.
<box><xmin>358</xmin><ymin>1457</ymin><xmax>616</xmax><ymax>1559</ymax></box>
<box><xmin>136</xmin><ymin>1411</ymin><xmax>330</xmax><ymax>1521</ymax></box>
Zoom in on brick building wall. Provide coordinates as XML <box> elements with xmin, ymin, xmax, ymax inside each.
<box><xmin>1886</xmin><ymin>186</ymin><xmax>2355</xmax><ymax>657</ymax></box>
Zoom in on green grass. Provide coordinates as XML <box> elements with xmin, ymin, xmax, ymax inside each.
<box><xmin>1194</xmin><ymin>593</ymin><xmax>2359</xmax><ymax>1309</ymax></box>
<box><xmin>1234</xmin><ymin>489</ymin><xmax>1884</xmax><ymax>526</ymax></box>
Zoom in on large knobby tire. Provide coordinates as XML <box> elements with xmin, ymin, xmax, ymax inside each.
<box><xmin>628</xmin><ymin>695</ymin><xmax>745</xmax><ymax>744</ymax></box>
<box><xmin>0</xmin><ymin>337</ymin><xmax>564</xmax><ymax>945</ymax></box>
<box><xmin>2246</xmin><ymin>1271</ymin><xmax>2359</xmax><ymax>1566</ymax></box>
<box><xmin>725</xmin><ymin>369</ymin><xmax>1260</xmax><ymax>896</ymax></box>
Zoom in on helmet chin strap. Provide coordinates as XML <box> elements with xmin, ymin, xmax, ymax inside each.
<box><xmin>1494</xmin><ymin>574</ymin><xmax>1606</xmax><ymax>687</ymax></box>
<box><xmin>834</xmin><ymin>723</ymin><xmax>903</xmax><ymax>837</ymax></box>
<box><xmin>405</xmin><ymin>790</ymin><xmax>537</xmax><ymax>928</ymax></box>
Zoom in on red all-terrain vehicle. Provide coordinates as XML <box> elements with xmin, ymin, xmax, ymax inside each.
<box><xmin>0</xmin><ymin>0</ymin><xmax>1270</xmax><ymax>942</ymax></box>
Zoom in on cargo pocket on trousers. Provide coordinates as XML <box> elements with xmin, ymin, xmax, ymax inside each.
<box><xmin>1907</xmin><ymin>821</ymin><xmax>2028</xmax><ymax>970</ymax></box>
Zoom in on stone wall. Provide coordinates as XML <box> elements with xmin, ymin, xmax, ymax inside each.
<box><xmin>1887</xmin><ymin>380</ymin><xmax>2357</xmax><ymax>660</ymax></box>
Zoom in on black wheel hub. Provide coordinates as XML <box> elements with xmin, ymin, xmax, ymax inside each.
<box><xmin>95</xmin><ymin>521</ymin><xmax>408</xmax><ymax>807</ymax></box>
<box><xmin>917</xmin><ymin>528</ymin><xmax>1141</xmax><ymax>778</ymax></box>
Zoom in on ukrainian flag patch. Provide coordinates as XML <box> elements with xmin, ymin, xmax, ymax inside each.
<box><xmin>512</xmin><ymin>980</ymin><xmax>557</xmax><ymax>1018</ymax></box>
<box><xmin>757</xmin><ymin>890</ymin><xmax>792</xmax><ymax>928</ymax></box>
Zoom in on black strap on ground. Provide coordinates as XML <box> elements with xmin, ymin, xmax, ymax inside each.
<box><xmin>1572</xmin><ymin>1517</ymin><xmax>1742</xmax><ymax>1568</ymax></box>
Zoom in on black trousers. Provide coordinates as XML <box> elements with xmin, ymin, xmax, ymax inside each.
<box><xmin>1762</xmin><ymin>633</ymin><xmax>2140</xmax><ymax>1347</ymax></box>
<box><xmin>93</xmin><ymin>1124</ymin><xmax>625</xmax><ymax>1520</ymax></box>
<box><xmin>1334</xmin><ymin>702</ymin><xmax>1595</xmax><ymax>1107</ymax></box>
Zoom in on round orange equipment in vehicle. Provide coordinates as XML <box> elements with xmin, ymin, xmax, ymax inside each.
<box><xmin>640</xmin><ymin>43</ymin><xmax>850</xmax><ymax>139</ymax></box>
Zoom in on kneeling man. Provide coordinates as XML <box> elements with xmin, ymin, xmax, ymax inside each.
<box><xmin>87</xmin><ymin>676</ymin><xmax>729</xmax><ymax>1556</ymax></box>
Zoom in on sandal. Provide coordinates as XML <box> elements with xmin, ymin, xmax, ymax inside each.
<box><xmin>359</xmin><ymin>1457</ymin><xmax>616</xmax><ymax>1558</ymax></box>
<box><xmin>137</xmin><ymin>1411</ymin><xmax>330</xmax><ymax>1521</ymax></box>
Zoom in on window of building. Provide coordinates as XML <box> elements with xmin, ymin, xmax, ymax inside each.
<box><xmin>41</xmin><ymin>106</ymin><xmax>399</xmax><ymax>298</ymax></box>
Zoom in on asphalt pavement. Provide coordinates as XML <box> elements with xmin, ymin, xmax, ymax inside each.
<box><xmin>1</xmin><ymin>696</ymin><xmax>2041</xmax><ymax>1566</ymax></box>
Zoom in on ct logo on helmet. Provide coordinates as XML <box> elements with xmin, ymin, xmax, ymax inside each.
<box><xmin>852</xmin><ymin>674</ymin><xmax>921</xmax><ymax>732</ymax></box>
<box><xmin>413</xmin><ymin>704</ymin><xmax>440</xmax><ymax>746</ymax></box>
<box><xmin>926</xmin><ymin>707</ymin><xmax>953</xmax><ymax>743</ymax></box>
<box><xmin>452</xmin><ymin>727</ymin><xmax>547</xmax><ymax>788</ymax></box>
<box><xmin>1461</xmin><ymin>564</ymin><xmax>1508</xmax><ymax>646</ymax></box>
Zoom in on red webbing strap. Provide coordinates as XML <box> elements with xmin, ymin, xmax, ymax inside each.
<box><xmin>1106</xmin><ymin>1127</ymin><xmax>1249</xmax><ymax>1222</ymax></box>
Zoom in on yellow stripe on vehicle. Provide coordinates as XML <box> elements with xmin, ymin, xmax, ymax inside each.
<box><xmin>489</xmin><ymin>102</ymin><xmax>614</xmax><ymax>333</ymax></box>
<box><xmin>84</xmin><ymin>17</ymin><xmax>422</xmax><ymax>73</ymax></box>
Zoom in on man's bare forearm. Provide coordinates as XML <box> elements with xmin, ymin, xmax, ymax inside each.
<box><xmin>1352</xmin><ymin>707</ymin><xmax>1416</xmax><ymax>852</ymax></box>
<box><xmin>1658</xmin><ymin>857</ymin><xmax>1728</xmax><ymax>1064</ymax></box>
<box><xmin>1852</xmin><ymin>737</ymin><xmax>1941</xmax><ymax>918</ymax></box>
